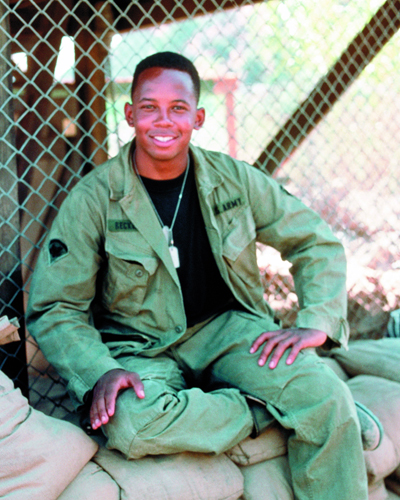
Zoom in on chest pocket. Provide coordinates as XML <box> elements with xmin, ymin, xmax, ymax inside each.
<box><xmin>102</xmin><ymin>235</ymin><xmax>159</xmax><ymax>316</ymax></box>
<box><xmin>220</xmin><ymin>205</ymin><xmax>261</xmax><ymax>288</ymax></box>
<box><xmin>221</xmin><ymin>205</ymin><xmax>256</xmax><ymax>262</ymax></box>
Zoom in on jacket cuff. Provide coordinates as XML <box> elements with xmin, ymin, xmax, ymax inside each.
<box><xmin>295</xmin><ymin>311</ymin><xmax>349</xmax><ymax>350</ymax></box>
<box><xmin>67</xmin><ymin>357</ymin><xmax>124</xmax><ymax>406</ymax></box>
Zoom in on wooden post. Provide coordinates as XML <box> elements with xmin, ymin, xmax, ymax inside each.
<box><xmin>254</xmin><ymin>0</ymin><xmax>400</xmax><ymax>175</ymax></box>
<box><xmin>16</xmin><ymin>0</ymin><xmax>70</xmax><ymax>203</ymax></box>
<box><xmin>75</xmin><ymin>2</ymin><xmax>109</xmax><ymax>170</ymax></box>
<box><xmin>214</xmin><ymin>77</ymin><xmax>238</xmax><ymax>159</ymax></box>
<box><xmin>0</xmin><ymin>0</ymin><xmax>29</xmax><ymax>398</ymax></box>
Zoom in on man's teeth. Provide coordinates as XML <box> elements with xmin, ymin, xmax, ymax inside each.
<box><xmin>154</xmin><ymin>136</ymin><xmax>173</xmax><ymax>142</ymax></box>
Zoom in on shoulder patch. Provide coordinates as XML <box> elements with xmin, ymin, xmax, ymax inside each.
<box><xmin>108</xmin><ymin>220</ymin><xmax>135</xmax><ymax>232</ymax></box>
<box><xmin>213</xmin><ymin>196</ymin><xmax>245</xmax><ymax>216</ymax></box>
<box><xmin>49</xmin><ymin>239</ymin><xmax>68</xmax><ymax>263</ymax></box>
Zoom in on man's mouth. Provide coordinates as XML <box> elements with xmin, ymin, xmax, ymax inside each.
<box><xmin>153</xmin><ymin>135</ymin><xmax>175</xmax><ymax>143</ymax></box>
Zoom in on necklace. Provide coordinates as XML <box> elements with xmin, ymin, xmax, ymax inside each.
<box><xmin>133</xmin><ymin>153</ymin><xmax>189</xmax><ymax>269</ymax></box>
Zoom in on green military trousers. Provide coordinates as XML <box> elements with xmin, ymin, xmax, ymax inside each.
<box><xmin>103</xmin><ymin>310</ymin><xmax>368</xmax><ymax>500</ymax></box>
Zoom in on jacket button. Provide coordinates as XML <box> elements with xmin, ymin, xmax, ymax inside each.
<box><xmin>135</xmin><ymin>269</ymin><xmax>144</xmax><ymax>277</ymax></box>
<box><xmin>175</xmin><ymin>326</ymin><xmax>183</xmax><ymax>333</ymax></box>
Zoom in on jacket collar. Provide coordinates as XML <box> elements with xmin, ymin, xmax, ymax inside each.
<box><xmin>107</xmin><ymin>140</ymin><xmax>225</xmax><ymax>287</ymax></box>
<box><xmin>190</xmin><ymin>144</ymin><xmax>223</xmax><ymax>196</ymax></box>
<box><xmin>107</xmin><ymin>140</ymin><xmax>225</xmax><ymax>286</ymax></box>
<box><xmin>108</xmin><ymin>141</ymin><xmax>136</xmax><ymax>201</ymax></box>
<box><xmin>108</xmin><ymin>140</ymin><xmax>224</xmax><ymax>200</ymax></box>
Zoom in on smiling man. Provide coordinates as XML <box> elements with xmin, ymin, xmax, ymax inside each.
<box><xmin>27</xmin><ymin>52</ymin><xmax>370</xmax><ymax>499</ymax></box>
<box><xmin>124</xmin><ymin>65</ymin><xmax>205</xmax><ymax>178</ymax></box>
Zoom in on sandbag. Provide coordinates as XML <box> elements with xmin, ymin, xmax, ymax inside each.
<box><xmin>58</xmin><ymin>461</ymin><xmax>120</xmax><ymax>500</ymax></box>
<box><xmin>347</xmin><ymin>375</ymin><xmax>400</xmax><ymax>484</ymax></box>
<box><xmin>239</xmin><ymin>453</ymin><xmax>388</xmax><ymax>500</ymax></box>
<box><xmin>368</xmin><ymin>479</ymin><xmax>390</xmax><ymax>500</ymax></box>
<box><xmin>331</xmin><ymin>339</ymin><xmax>400</xmax><ymax>383</ymax></box>
<box><xmin>386</xmin><ymin>476</ymin><xmax>400</xmax><ymax>497</ymax></box>
<box><xmin>93</xmin><ymin>446</ymin><xmax>244</xmax><ymax>500</ymax></box>
<box><xmin>386</xmin><ymin>465</ymin><xmax>400</xmax><ymax>496</ymax></box>
<box><xmin>0</xmin><ymin>371</ymin><xmax>98</xmax><ymax>500</ymax></box>
<box><xmin>239</xmin><ymin>455</ymin><xmax>293</xmax><ymax>500</ymax></box>
<box><xmin>226</xmin><ymin>422</ymin><xmax>288</xmax><ymax>466</ymax></box>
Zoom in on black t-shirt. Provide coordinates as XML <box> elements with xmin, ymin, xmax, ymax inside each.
<box><xmin>141</xmin><ymin>161</ymin><xmax>237</xmax><ymax>327</ymax></box>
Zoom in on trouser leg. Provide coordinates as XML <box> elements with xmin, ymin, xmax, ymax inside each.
<box><xmin>174</xmin><ymin>310</ymin><xmax>368</xmax><ymax>500</ymax></box>
<box><xmin>102</xmin><ymin>354</ymin><xmax>254</xmax><ymax>459</ymax></box>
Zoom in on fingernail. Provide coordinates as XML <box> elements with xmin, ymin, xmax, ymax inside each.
<box><xmin>269</xmin><ymin>361</ymin><xmax>276</xmax><ymax>369</ymax></box>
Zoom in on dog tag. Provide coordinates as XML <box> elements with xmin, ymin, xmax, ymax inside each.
<box><xmin>162</xmin><ymin>225</ymin><xmax>171</xmax><ymax>244</ymax></box>
<box><xmin>169</xmin><ymin>245</ymin><xmax>180</xmax><ymax>268</ymax></box>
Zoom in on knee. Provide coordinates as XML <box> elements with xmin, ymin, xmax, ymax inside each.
<box><xmin>275</xmin><ymin>356</ymin><xmax>356</xmax><ymax>424</ymax></box>
<box><xmin>301</xmin><ymin>358</ymin><xmax>355</xmax><ymax>414</ymax></box>
<box><xmin>316</xmin><ymin>366</ymin><xmax>356</xmax><ymax>424</ymax></box>
<box><xmin>103</xmin><ymin>382</ymin><xmax>178</xmax><ymax>459</ymax></box>
<box><xmin>286</xmin><ymin>360</ymin><xmax>358</xmax><ymax>443</ymax></box>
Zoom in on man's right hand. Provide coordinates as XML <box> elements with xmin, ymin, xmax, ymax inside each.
<box><xmin>90</xmin><ymin>368</ymin><xmax>145</xmax><ymax>430</ymax></box>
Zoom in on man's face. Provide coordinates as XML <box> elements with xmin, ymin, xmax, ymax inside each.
<box><xmin>125</xmin><ymin>67</ymin><xmax>205</xmax><ymax>174</ymax></box>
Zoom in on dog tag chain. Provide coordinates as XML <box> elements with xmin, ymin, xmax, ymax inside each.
<box><xmin>133</xmin><ymin>154</ymin><xmax>189</xmax><ymax>269</ymax></box>
<box><xmin>162</xmin><ymin>225</ymin><xmax>180</xmax><ymax>268</ymax></box>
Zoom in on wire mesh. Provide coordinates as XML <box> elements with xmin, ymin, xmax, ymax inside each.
<box><xmin>0</xmin><ymin>0</ymin><xmax>399</xmax><ymax>415</ymax></box>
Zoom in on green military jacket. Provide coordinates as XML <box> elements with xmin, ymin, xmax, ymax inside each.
<box><xmin>27</xmin><ymin>142</ymin><xmax>349</xmax><ymax>404</ymax></box>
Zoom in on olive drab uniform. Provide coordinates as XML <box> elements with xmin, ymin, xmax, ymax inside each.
<box><xmin>27</xmin><ymin>142</ymin><xmax>368</xmax><ymax>500</ymax></box>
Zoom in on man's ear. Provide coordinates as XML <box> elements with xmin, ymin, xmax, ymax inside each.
<box><xmin>194</xmin><ymin>107</ymin><xmax>205</xmax><ymax>130</ymax></box>
<box><xmin>124</xmin><ymin>102</ymin><xmax>135</xmax><ymax>128</ymax></box>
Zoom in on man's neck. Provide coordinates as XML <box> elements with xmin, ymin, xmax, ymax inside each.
<box><xmin>134</xmin><ymin>148</ymin><xmax>189</xmax><ymax>180</ymax></box>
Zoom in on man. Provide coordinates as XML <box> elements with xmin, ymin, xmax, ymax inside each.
<box><xmin>27</xmin><ymin>52</ymin><xmax>370</xmax><ymax>499</ymax></box>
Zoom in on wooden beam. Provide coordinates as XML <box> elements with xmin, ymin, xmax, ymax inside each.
<box><xmin>74</xmin><ymin>2</ymin><xmax>110</xmax><ymax>169</ymax></box>
<box><xmin>254</xmin><ymin>0</ymin><xmax>400</xmax><ymax>175</ymax></box>
<box><xmin>106</xmin><ymin>0</ymin><xmax>264</xmax><ymax>33</ymax></box>
<box><xmin>0</xmin><ymin>0</ymin><xmax>29</xmax><ymax>398</ymax></box>
<box><xmin>9</xmin><ymin>0</ymin><xmax>259</xmax><ymax>44</ymax></box>
<box><xmin>14</xmin><ymin>0</ymin><xmax>73</xmax><ymax>202</ymax></box>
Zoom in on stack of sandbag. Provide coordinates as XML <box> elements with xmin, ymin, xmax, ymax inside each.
<box><xmin>56</xmin><ymin>417</ymin><xmax>292</xmax><ymax>500</ymax></box>
<box><xmin>0</xmin><ymin>317</ymin><xmax>115</xmax><ymax>500</ymax></box>
<box><xmin>0</xmin><ymin>370</ymin><xmax>107</xmax><ymax>500</ymax></box>
<box><xmin>228</xmin><ymin>338</ymin><xmax>400</xmax><ymax>500</ymax></box>
<box><xmin>3</xmin><ymin>309</ymin><xmax>400</xmax><ymax>500</ymax></box>
<box><xmin>329</xmin><ymin>338</ymin><xmax>400</xmax><ymax>500</ymax></box>
<box><xmin>59</xmin><ymin>361</ymin><xmax>399</xmax><ymax>500</ymax></box>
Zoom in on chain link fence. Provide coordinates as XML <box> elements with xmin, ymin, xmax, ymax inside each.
<box><xmin>1</xmin><ymin>0</ymin><xmax>399</xmax><ymax>416</ymax></box>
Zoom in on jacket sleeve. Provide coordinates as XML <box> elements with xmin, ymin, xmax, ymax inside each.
<box><xmin>26</xmin><ymin>183</ymin><xmax>123</xmax><ymax>405</ymax></box>
<box><xmin>246</xmin><ymin>167</ymin><xmax>349</xmax><ymax>348</ymax></box>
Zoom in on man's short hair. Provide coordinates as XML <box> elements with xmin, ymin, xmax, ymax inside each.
<box><xmin>131</xmin><ymin>51</ymin><xmax>201</xmax><ymax>103</ymax></box>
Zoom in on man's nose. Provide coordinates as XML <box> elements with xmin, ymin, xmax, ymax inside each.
<box><xmin>154</xmin><ymin>108</ymin><xmax>173</xmax><ymax>125</ymax></box>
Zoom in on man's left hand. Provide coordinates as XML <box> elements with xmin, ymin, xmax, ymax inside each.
<box><xmin>250</xmin><ymin>328</ymin><xmax>327</xmax><ymax>369</ymax></box>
